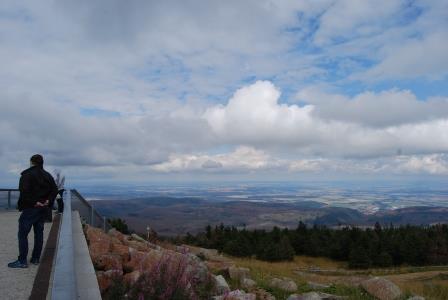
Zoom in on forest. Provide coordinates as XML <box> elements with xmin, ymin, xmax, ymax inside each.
<box><xmin>181</xmin><ymin>222</ymin><xmax>448</xmax><ymax>268</ymax></box>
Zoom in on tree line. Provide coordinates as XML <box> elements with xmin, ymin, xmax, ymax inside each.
<box><xmin>180</xmin><ymin>222</ymin><xmax>448</xmax><ymax>268</ymax></box>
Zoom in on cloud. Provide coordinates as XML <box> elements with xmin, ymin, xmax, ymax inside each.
<box><xmin>0</xmin><ymin>91</ymin><xmax>213</xmax><ymax>173</ymax></box>
<box><xmin>150</xmin><ymin>145</ymin><xmax>448</xmax><ymax>176</ymax></box>
<box><xmin>394</xmin><ymin>154</ymin><xmax>448</xmax><ymax>175</ymax></box>
<box><xmin>151</xmin><ymin>146</ymin><xmax>281</xmax><ymax>173</ymax></box>
<box><xmin>313</xmin><ymin>0</ymin><xmax>403</xmax><ymax>46</ymax></box>
<box><xmin>359</xmin><ymin>31</ymin><xmax>448</xmax><ymax>80</ymax></box>
<box><xmin>297</xmin><ymin>87</ymin><xmax>448</xmax><ymax>127</ymax></box>
<box><xmin>204</xmin><ymin>81</ymin><xmax>316</xmax><ymax>146</ymax></box>
<box><xmin>2</xmin><ymin>78</ymin><xmax>448</xmax><ymax>180</ymax></box>
<box><xmin>204</xmin><ymin>81</ymin><xmax>448</xmax><ymax>158</ymax></box>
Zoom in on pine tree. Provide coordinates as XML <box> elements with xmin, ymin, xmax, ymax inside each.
<box><xmin>349</xmin><ymin>246</ymin><xmax>371</xmax><ymax>269</ymax></box>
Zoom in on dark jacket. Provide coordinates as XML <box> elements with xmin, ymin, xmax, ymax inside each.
<box><xmin>17</xmin><ymin>166</ymin><xmax>58</xmax><ymax>211</ymax></box>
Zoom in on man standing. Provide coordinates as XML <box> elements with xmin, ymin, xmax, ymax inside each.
<box><xmin>8</xmin><ymin>154</ymin><xmax>58</xmax><ymax>268</ymax></box>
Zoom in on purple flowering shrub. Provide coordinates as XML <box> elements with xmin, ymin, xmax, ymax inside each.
<box><xmin>107</xmin><ymin>253</ymin><xmax>215</xmax><ymax>300</ymax></box>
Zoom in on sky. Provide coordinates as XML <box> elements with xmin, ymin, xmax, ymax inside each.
<box><xmin>1</xmin><ymin>0</ymin><xmax>448</xmax><ymax>185</ymax></box>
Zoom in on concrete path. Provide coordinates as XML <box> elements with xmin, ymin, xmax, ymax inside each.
<box><xmin>0</xmin><ymin>211</ymin><xmax>50</xmax><ymax>300</ymax></box>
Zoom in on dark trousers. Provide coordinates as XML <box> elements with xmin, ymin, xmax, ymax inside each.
<box><xmin>18</xmin><ymin>207</ymin><xmax>46</xmax><ymax>263</ymax></box>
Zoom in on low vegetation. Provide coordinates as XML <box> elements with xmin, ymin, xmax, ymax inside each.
<box><xmin>228</xmin><ymin>255</ymin><xmax>448</xmax><ymax>299</ymax></box>
<box><xmin>107</xmin><ymin>217</ymin><xmax>130</xmax><ymax>234</ymax></box>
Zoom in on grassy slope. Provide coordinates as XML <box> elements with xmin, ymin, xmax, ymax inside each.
<box><xmin>227</xmin><ymin>255</ymin><xmax>448</xmax><ymax>300</ymax></box>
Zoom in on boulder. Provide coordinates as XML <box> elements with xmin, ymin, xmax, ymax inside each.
<box><xmin>85</xmin><ymin>225</ymin><xmax>112</xmax><ymax>261</ymax></box>
<box><xmin>96</xmin><ymin>271</ymin><xmax>111</xmax><ymax>294</ymax></box>
<box><xmin>123</xmin><ymin>248</ymin><xmax>147</xmax><ymax>272</ymax></box>
<box><xmin>111</xmin><ymin>242</ymin><xmax>129</xmax><ymax>261</ymax></box>
<box><xmin>131</xmin><ymin>233</ymin><xmax>147</xmax><ymax>243</ymax></box>
<box><xmin>215</xmin><ymin>275</ymin><xmax>231</xmax><ymax>294</ymax></box>
<box><xmin>108</xmin><ymin>228</ymin><xmax>129</xmax><ymax>245</ymax></box>
<box><xmin>89</xmin><ymin>240</ymin><xmax>111</xmax><ymax>261</ymax></box>
<box><xmin>241</xmin><ymin>278</ymin><xmax>257</xmax><ymax>289</ymax></box>
<box><xmin>287</xmin><ymin>292</ymin><xmax>346</xmax><ymax>300</ymax></box>
<box><xmin>85</xmin><ymin>225</ymin><xmax>110</xmax><ymax>244</ymax></box>
<box><xmin>140</xmin><ymin>249</ymin><xmax>163</xmax><ymax>271</ymax></box>
<box><xmin>93</xmin><ymin>253</ymin><xmax>122</xmax><ymax>271</ymax></box>
<box><xmin>124</xmin><ymin>270</ymin><xmax>141</xmax><ymax>286</ymax></box>
<box><xmin>110</xmin><ymin>236</ymin><xmax>123</xmax><ymax>246</ymax></box>
<box><xmin>213</xmin><ymin>289</ymin><xmax>256</xmax><ymax>300</ymax></box>
<box><xmin>307</xmin><ymin>281</ymin><xmax>330</xmax><ymax>290</ymax></box>
<box><xmin>269</xmin><ymin>277</ymin><xmax>298</xmax><ymax>292</ymax></box>
<box><xmin>128</xmin><ymin>240</ymin><xmax>150</xmax><ymax>252</ymax></box>
<box><xmin>205</xmin><ymin>260</ymin><xmax>235</xmax><ymax>274</ymax></box>
<box><xmin>361</xmin><ymin>277</ymin><xmax>402</xmax><ymax>300</ymax></box>
<box><xmin>253</xmin><ymin>288</ymin><xmax>276</xmax><ymax>300</ymax></box>
<box><xmin>176</xmin><ymin>245</ymin><xmax>190</xmax><ymax>254</ymax></box>
<box><xmin>96</xmin><ymin>269</ymin><xmax>123</xmax><ymax>294</ymax></box>
<box><xmin>185</xmin><ymin>255</ymin><xmax>210</xmax><ymax>285</ymax></box>
<box><xmin>228</xmin><ymin>266</ymin><xmax>250</xmax><ymax>281</ymax></box>
<box><xmin>183</xmin><ymin>245</ymin><xmax>221</xmax><ymax>260</ymax></box>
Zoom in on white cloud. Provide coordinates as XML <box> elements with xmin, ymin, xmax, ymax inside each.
<box><xmin>151</xmin><ymin>146</ymin><xmax>281</xmax><ymax>173</ymax></box>
<box><xmin>204</xmin><ymin>81</ymin><xmax>316</xmax><ymax>145</ymax></box>
<box><xmin>150</xmin><ymin>145</ymin><xmax>448</xmax><ymax>176</ymax></box>
<box><xmin>359</xmin><ymin>31</ymin><xmax>448</xmax><ymax>80</ymax></box>
<box><xmin>394</xmin><ymin>154</ymin><xmax>448</xmax><ymax>175</ymax></box>
<box><xmin>314</xmin><ymin>0</ymin><xmax>403</xmax><ymax>46</ymax></box>
<box><xmin>204</xmin><ymin>81</ymin><xmax>448</xmax><ymax>158</ymax></box>
<box><xmin>297</xmin><ymin>87</ymin><xmax>448</xmax><ymax>127</ymax></box>
<box><xmin>2</xmin><ymin>78</ymin><xmax>448</xmax><ymax>180</ymax></box>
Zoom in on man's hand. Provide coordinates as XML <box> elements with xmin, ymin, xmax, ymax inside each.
<box><xmin>35</xmin><ymin>200</ymin><xmax>49</xmax><ymax>207</ymax></box>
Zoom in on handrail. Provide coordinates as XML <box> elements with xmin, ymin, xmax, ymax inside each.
<box><xmin>51</xmin><ymin>190</ymin><xmax>77</xmax><ymax>299</ymax></box>
<box><xmin>0</xmin><ymin>188</ymin><xmax>19</xmax><ymax>209</ymax></box>
<box><xmin>50</xmin><ymin>189</ymin><xmax>106</xmax><ymax>300</ymax></box>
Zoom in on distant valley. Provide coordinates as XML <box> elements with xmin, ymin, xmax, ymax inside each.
<box><xmin>92</xmin><ymin>196</ymin><xmax>448</xmax><ymax>236</ymax></box>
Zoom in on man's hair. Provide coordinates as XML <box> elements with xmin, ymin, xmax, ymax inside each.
<box><xmin>30</xmin><ymin>154</ymin><xmax>44</xmax><ymax>166</ymax></box>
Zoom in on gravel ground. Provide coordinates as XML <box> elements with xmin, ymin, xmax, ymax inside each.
<box><xmin>0</xmin><ymin>211</ymin><xmax>50</xmax><ymax>300</ymax></box>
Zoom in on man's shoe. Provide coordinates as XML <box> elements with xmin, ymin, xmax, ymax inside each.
<box><xmin>30</xmin><ymin>258</ymin><xmax>39</xmax><ymax>265</ymax></box>
<box><xmin>8</xmin><ymin>260</ymin><xmax>28</xmax><ymax>268</ymax></box>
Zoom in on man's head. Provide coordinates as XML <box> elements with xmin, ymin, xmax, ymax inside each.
<box><xmin>30</xmin><ymin>154</ymin><xmax>44</xmax><ymax>167</ymax></box>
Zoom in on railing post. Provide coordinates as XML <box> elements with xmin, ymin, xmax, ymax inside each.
<box><xmin>90</xmin><ymin>205</ymin><xmax>94</xmax><ymax>226</ymax></box>
<box><xmin>7</xmin><ymin>191</ymin><xmax>11</xmax><ymax>209</ymax></box>
<box><xmin>103</xmin><ymin>216</ymin><xmax>106</xmax><ymax>232</ymax></box>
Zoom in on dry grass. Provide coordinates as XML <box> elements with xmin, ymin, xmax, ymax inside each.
<box><xmin>230</xmin><ymin>255</ymin><xmax>448</xmax><ymax>300</ymax></box>
<box><xmin>233</xmin><ymin>255</ymin><xmax>343</xmax><ymax>273</ymax></box>
<box><xmin>387</xmin><ymin>272</ymin><xmax>448</xmax><ymax>300</ymax></box>
<box><xmin>229</xmin><ymin>256</ymin><xmax>373</xmax><ymax>300</ymax></box>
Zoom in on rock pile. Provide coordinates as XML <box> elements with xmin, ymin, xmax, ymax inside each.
<box><xmin>85</xmin><ymin>226</ymin><xmax>210</xmax><ymax>296</ymax></box>
<box><xmin>86</xmin><ymin>226</ymin><xmax>272</xmax><ymax>299</ymax></box>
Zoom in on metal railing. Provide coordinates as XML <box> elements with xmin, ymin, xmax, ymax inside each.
<box><xmin>51</xmin><ymin>190</ymin><xmax>76</xmax><ymax>300</ymax></box>
<box><xmin>71</xmin><ymin>189</ymin><xmax>111</xmax><ymax>232</ymax></box>
<box><xmin>0</xmin><ymin>188</ymin><xmax>19</xmax><ymax>209</ymax></box>
<box><xmin>52</xmin><ymin>189</ymin><xmax>108</xmax><ymax>299</ymax></box>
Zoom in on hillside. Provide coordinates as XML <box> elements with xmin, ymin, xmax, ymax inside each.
<box><xmin>92</xmin><ymin>197</ymin><xmax>448</xmax><ymax>236</ymax></box>
<box><xmin>84</xmin><ymin>225</ymin><xmax>448</xmax><ymax>299</ymax></box>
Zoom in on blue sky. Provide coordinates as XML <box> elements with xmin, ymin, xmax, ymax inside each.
<box><xmin>0</xmin><ymin>0</ymin><xmax>448</xmax><ymax>183</ymax></box>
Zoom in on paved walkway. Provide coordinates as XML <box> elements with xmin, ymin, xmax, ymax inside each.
<box><xmin>0</xmin><ymin>211</ymin><xmax>50</xmax><ymax>300</ymax></box>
